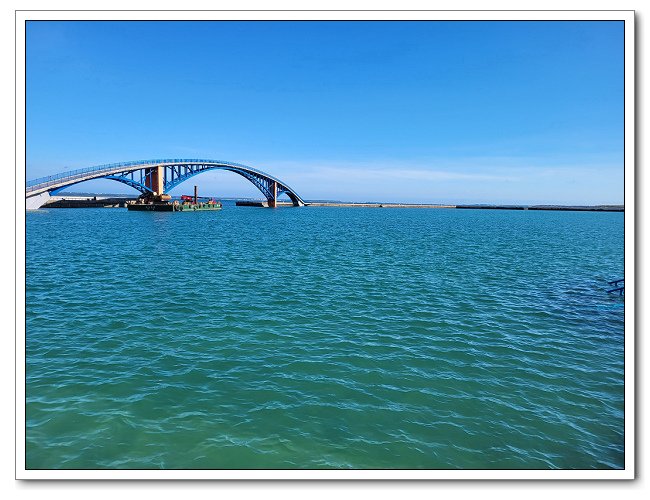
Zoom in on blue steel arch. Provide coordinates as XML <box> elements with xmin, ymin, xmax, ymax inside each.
<box><xmin>26</xmin><ymin>159</ymin><xmax>306</xmax><ymax>207</ymax></box>
<box><xmin>49</xmin><ymin>167</ymin><xmax>157</xmax><ymax>195</ymax></box>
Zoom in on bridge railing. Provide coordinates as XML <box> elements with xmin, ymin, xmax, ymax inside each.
<box><xmin>26</xmin><ymin>160</ymin><xmax>150</xmax><ymax>190</ymax></box>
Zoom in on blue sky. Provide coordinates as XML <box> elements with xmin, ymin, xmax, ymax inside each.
<box><xmin>26</xmin><ymin>20</ymin><xmax>624</xmax><ymax>204</ymax></box>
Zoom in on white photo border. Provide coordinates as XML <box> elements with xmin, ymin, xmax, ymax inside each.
<box><xmin>15</xmin><ymin>8</ymin><xmax>635</xmax><ymax>481</ymax></box>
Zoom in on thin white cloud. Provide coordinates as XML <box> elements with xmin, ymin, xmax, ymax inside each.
<box><xmin>295</xmin><ymin>166</ymin><xmax>519</xmax><ymax>183</ymax></box>
<box><xmin>224</xmin><ymin>156</ymin><xmax>623</xmax><ymax>204</ymax></box>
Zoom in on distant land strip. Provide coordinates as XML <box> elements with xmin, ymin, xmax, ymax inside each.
<box><xmin>40</xmin><ymin>195</ymin><xmax>623</xmax><ymax>212</ymax></box>
<box><xmin>303</xmin><ymin>202</ymin><xmax>624</xmax><ymax>212</ymax></box>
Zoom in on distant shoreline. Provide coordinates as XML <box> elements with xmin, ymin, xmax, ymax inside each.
<box><xmin>41</xmin><ymin>195</ymin><xmax>624</xmax><ymax>212</ymax></box>
<box><xmin>245</xmin><ymin>201</ymin><xmax>624</xmax><ymax>212</ymax></box>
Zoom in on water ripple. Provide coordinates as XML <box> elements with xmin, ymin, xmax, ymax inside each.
<box><xmin>26</xmin><ymin>207</ymin><xmax>624</xmax><ymax>469</ymax></box>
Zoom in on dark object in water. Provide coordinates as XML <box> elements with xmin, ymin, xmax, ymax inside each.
<box><xmin>607</xmin><ymin>278</ymin><xmax>624</xmax><ymax>296</ymax></box>
<box><xmin>127</xmin><ymin>185</ymin><xmax>222</xmax><ymax>212</ymax></box>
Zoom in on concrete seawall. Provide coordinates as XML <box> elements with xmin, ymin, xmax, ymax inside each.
<box><xmin>306</xmin><ymin>202</ymin><xmax>455</xmax><ymax>208</ymax></box>
<box><xmin>304</xmin><ymin>202</ymin><xmax>624</xmax><ymax>212</ymax></box>
<box><xmin>455</xmin><ymin>205</ymin><xmax>624</xmax><ymax>212</ymax></box>
<box><xmin>44</xmin><ymin>196</ymin><xmax>136</xmax><ymax>208</ymax></box>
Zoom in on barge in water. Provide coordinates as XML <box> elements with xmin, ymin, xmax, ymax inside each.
<box><xmin>127</xmin><ymin>186</ymin><xmax>222</xmax><ymax>212</ymax></box>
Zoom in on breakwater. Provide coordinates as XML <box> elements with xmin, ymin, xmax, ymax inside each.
<box><xmin>455</xmin><ymin>204</ymin><xmax>624</xmax><ymax>212</ymax></box>
<box><xmin>44</xmin><ymin>196</ymin><xmax>136</xmax><ymax>208</ymax></box>
<box><xmin>306</xmin><ymin>202</ymin><xmax>624</xmax><ymax>211</ymax></box>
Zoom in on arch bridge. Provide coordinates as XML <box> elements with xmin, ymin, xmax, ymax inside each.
<box><xmin>25</xmin><ymin>159</ymin><xmax>305</xmax><ymax>209</ymax></box>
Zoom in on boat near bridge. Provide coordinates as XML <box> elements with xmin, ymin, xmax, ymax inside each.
<box><xmin>126</xmin><ymin>185</ymin><xmax>222</xmax><ymax>212</ymax></box>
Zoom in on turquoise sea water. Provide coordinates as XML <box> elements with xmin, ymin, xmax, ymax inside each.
<box><xmin>25</xmin><ymin>205</ymin><xmax>625</xmax><ymax>470</ymax></box>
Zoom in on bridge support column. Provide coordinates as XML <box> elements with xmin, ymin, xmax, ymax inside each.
<box><xmin>145</xmin><ymin>166</ymin><xmax>165</xmax><ymax>195</ymax></box>
<box><xmin>269</xmin><ymin>181</ymin><xmax>277</xmax><ymax>208</ymax></box>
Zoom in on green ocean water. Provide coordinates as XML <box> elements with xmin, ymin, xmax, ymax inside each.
<box><xmin>25</xmin><ymin>205</ymin><xmax>625</xmax><ymax>469</ymax></box>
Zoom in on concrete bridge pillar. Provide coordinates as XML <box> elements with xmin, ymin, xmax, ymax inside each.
<box><xmin>145</xmin><ymin>165</ymin><xmax>165</xmax><ymax>195</ymax></box>
<box><xmin>269</xmin><ymin>181</ymin><xmax>278</xmax><ymax>208</ymax></box>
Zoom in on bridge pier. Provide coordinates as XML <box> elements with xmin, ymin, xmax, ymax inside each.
<box><xmin>145</xmin><ymin>165</ymin><xmax>164</xmax><ymax>195</ymax></box>
<box><xmin>268</xmin><ymin>181</ymin><xmax>278</xmax><ymax>208</ymax></box>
